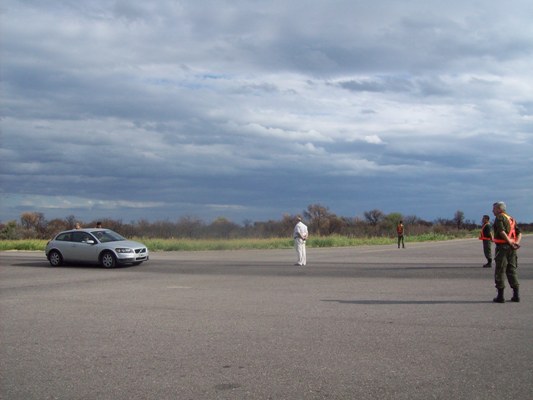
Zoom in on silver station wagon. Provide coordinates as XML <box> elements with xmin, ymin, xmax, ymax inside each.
<box><xmin>45</xmin><ymin>228</ymin><xmax>149</xmax><ymax>268</ymax></box>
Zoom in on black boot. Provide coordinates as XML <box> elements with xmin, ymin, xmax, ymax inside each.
<box><xmin>484</xmin><ymin>259</ymin><xmax>492</xmax><ymax>268</ymax></box>
<box><xmin>511</xmin><ymin>288</ymin><xmax>520</xmax><ymax>303</ymax></box>
<box><xmin>493</xmin><ymin>288</ymin><xmax>505</xmax><ymax>303</ymax></box>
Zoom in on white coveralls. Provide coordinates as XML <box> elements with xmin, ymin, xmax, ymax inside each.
<box><xmin>293</xmin><ymin>221</ymin><xmax>308</xmax><ymax>266</ymax></box>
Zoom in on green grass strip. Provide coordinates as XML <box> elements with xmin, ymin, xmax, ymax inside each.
<box><xmin>0</xmin><ymin>232</ymin><xmax>470</xmax><ymax>252</ymax></box>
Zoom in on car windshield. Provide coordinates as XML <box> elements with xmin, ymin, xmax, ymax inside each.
<box><xmin>90</xmin><ymin>230</ymin><xmax>126</xmax><ymax>243</ymax></box>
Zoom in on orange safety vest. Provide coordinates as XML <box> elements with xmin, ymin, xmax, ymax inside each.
<box><xmin>479</xmin><ymin>223</ymin><xmax>492</xmax><ymax>241</ymax></box>
<box><xmin>397</xmin><ymin>224</ymin><xmax>404</xmax><ymax>235</ymax></box>
<box><xmin>492</xmin><ymin>213</ymin><xmax>517</xmax><ymax>244</ymax></box>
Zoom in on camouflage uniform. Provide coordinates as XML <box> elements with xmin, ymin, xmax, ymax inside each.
<box><xmin>493</xmin><ymin>215</ymin><xmax>521</xmax><ymax>290</ymax></box>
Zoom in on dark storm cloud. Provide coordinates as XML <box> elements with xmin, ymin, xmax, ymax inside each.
<box><xmin>337</xmin><ymin>77</ymin><xmax>415</xmax><ymax>94</ymax></box>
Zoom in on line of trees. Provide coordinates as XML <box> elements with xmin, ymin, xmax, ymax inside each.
<box><xmin>1</xmin><ymin>204</ymin><xmax>531</xmax><ymax>240</ymax></box>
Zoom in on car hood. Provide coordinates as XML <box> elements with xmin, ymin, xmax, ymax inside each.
<box><xmin>108</xmin><ymin>240</ymin><xmax>147</xmax><ymax>249</ymax></box>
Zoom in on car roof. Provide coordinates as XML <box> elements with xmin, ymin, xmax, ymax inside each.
<box><xmin>59</xmin><ymin>228</ymin><xmax>110</xmax><ymax>234</ymax></box>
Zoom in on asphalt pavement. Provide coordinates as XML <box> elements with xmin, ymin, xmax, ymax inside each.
<box><xmin>1</xmin><ymin>237</ymin><xmax>532</xmax><ymax>399</ymax></box>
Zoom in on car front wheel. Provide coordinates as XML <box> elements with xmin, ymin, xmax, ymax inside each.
<box><xmin>48</xmin><ymin>250</ymin><xmax>63</xmax><ymax>267</ymax></box>
<box><xmin>100</xmin><ymin>252</ymin><xmax>116</xmax><ymax>268</ymax></box>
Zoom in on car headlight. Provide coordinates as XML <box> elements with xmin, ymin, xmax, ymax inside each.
<box><xmin>115</xmin><ymin>248</ymin><xmax>134</xmax><ymax>253</ymax></box>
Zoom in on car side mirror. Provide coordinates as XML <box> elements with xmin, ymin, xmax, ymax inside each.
<box><xmin>86</xmin><ymin>240</ymin><xmax>95</xmax><ymax>245</ymax></box>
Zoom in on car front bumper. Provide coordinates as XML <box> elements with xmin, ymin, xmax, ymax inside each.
<box><xmin>116</xmin><ymin>250</ymin><xmax>149</xmax><ymax>264</ymax></box>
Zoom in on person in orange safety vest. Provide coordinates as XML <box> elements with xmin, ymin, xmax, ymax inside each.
<box><xmin>479</xmin><ymin>215</ymin><xmax>493</xmax><ymax>268</ymax></box>
<box><xmin>396</xmin><ymin>221</ymin><xmax>405</xmax><ymax>249</ymax></box>
<box><xmin>491</xmin><ymin>201</ymin><xmax>522</xmax><ymax>303</ymax></box>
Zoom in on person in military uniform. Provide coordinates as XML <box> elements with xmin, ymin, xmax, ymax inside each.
<box><xmin>491</xmin><ymin>201</ymin><xmax>522</xmax><ymax>303</ymax></box>
<box><xmin>479</xmin><ymin>215</ymin><xmax>493</xmax><ymax>268</ymax></box>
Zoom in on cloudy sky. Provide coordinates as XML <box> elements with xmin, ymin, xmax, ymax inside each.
<box><xmin>1</xmin><ymin>0</ymin><xmax>533</xmax><ymax>225</ymax></box>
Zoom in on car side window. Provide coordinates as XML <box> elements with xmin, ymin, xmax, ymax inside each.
<box><xmin>72</xmin><ymin>232</ymin><xmax>92</xmax><ymax>243</ymax></box>
<box><xmin>57</xmin><ymin>232</ymin><xmax>72</xmax><ymax>242</ymax></box>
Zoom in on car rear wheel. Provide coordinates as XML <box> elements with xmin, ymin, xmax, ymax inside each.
<box><xmin>48</xmin><ymin>250</ymin><xmax>63</xmax><ymax>267</ymax></box>
<box><xmin>100</xmin><ymin>252</ymin><xmax>116</xmax><ymax>268</ymax></box>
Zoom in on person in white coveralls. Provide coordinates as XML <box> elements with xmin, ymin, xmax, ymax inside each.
<box><xmin>293</xmin><ymin>216</ymin><xmax>308</xmax><ymax>266</ymax></box>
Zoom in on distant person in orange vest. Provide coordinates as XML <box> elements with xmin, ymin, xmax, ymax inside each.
<box><xmin>479</xmin><ymin>215</ymin><xmax>493</xmax><ymax>268</ymax></box>
<box><xmin>491</xmin><ymin>201</ymin><xmax>522</xmax><ymax>303</ymax></box>
<box><xmin>396</xmin><ymin>220</ymin><xmax>405</xmax><ymax>248</ymax></box>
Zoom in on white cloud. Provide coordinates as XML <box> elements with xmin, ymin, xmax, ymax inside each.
<box><xmin>5</xmin><ymin>194</ymin><xmax>166</xmax><ymax>211</ymax></box>
<box><xmin>364</xmin><ymin>135</ymin><xmax>384</xmax><ymax>145</ymax></box>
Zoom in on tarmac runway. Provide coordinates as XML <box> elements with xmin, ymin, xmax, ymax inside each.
<box><xmin>1</xmin><ymin>237</ymin><xmax>532</xmax><ymax>399</ymax></box>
